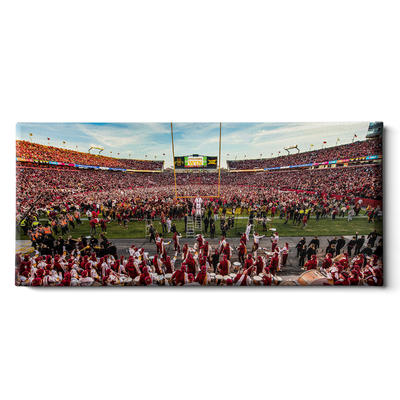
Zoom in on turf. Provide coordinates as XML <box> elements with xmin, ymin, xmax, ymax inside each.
<box><xmin>15</xmin><ymin>211</ymin><xmax>383</xmax><ymax>241</ymax></box>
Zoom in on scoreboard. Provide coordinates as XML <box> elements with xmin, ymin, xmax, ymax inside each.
<box><xmin>174</xmin><ymin>155</ymin><xmax>218</xmax><ymax>169</ymax></box>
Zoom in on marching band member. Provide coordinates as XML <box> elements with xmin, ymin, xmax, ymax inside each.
<box><xmin>17</xmin><ymin>270</ymin><xmax>32</xmax><ymax>286</ymax></box>
<box><xmin>244</xmin><ymin>254</ymin><xmax>254</xmax><ymax>275</ymax></box>
<box><xmin>280</xmin><ymin>243</ymin><xmax>289</xmax><ymax>266</ymax></box>
<box><xmin>200</xmin><ymin>241</ymin><xmax>211</xmax><ymax>263</ymax></box>
<box><xmin>79</xmin><ymin>270</ymin><xmax>95</xmax><ymax>286</ymax></box>
<box><xmin>237</xmin><ymin>240</ymin><xmax>247</xmax><ymax>264</ymax></box>
<box><xmin>245</xmin><ymin>223</ymin><xmax>252</xmax><ymax>242</ymax></box>
<box><xmin>240</xmin><ymin>232</ymin><xmax>247</xmax><ymax>246</ymax></box>
<box><xmin>195</xmin><ymin>266</ymin><xmax>211</xmax><ymax>286</ymax></box>
<box><xmin>271</xmin><ymin>232</ymin><xmax>279</xmax><ymax>252</ymax></box>
<box><xmin>222</xmin><ymin>242</ymin><xmax>233</xmax><ymax>260</ymax></box>
<box><xmin>262</xmin><ymin>267</ymin><xmax>273</xmax><ymax>286</ymax></box>
<box><xmin>182</xmin><ymin>243</ymin><xmax>190</xmax><ymax>262</ymax></box>
<box><xmin>139</xmin><ymin>266</ymin><xmax>151</xmax><ymax>286</ymax></box>
<box><xmin>160</xmin><ymin>238</ymin><xmax>167</xmax><ymax>259</ymax></box>
<box><xmin>253</xmin><ymin>232</ymin><xmax>265</xmax><ymax>254</ymax></box>
<box><xmin>152</xmin><ymin>254</ymin><xmax>164</xmax><ymax>275</ymax></box>
<box><xmin>156</xmin><ymin>234</ymin><xmax>161</xmax><ymax>254</ymax></box>
<box><xmin>268</xmin><ymin>252</ymin><xmax>278</xmax><ymax>275</ymax></box>
<box><xmin>125</xmin><ymin>259</ymin><xmax>140</xmax><ymax>280</ymax></box>
<box><xmin>255</xmin><ymin>256</ymin><xmax>264</xmax><ymax>275</ymax></box>
<box><xmin>173</xmin><ymin>231</ymin><xmax>182</xmax><ymax>254</ymax></box>
<box><xmin>234</xmin><ymin>268</ymin><xmax>251</xmax><ymax>286</ymax></box>
<box><xmin>218</xmin><ymin>236</ymin><xmax>226</xmax><ymax>254</ymax></box>
<box><xmin>163</xmin><ymin>256</ymin><xmax>175</xmax><ymax>274</ymax></box>
<box><xmin>320</xmin><ymin>253</ymin><xmax>333</xmax><ymax>274</ymax></box>
<box><xmin>304</xmin><ymin>254</ymin><xmax>318</xmax><ymax>271</ymax></box>
<box><xmin>184</xmin><ymin>273</ymin><xmax>201</xmax><ymax>286</ymax></box>
<box><xmin>196</xmin><ymin>234</ymin><xmax>204</xmax><ymax>250</ymax></box>
<box><xmin>171</xmin><ymin>265</ymin><xmax>188</xmax><ymax>286</ymax></box>
<box><xmin>218</xmin><ymin>254</ymin><xmax>231</xmax><ymax>276</ymax></box>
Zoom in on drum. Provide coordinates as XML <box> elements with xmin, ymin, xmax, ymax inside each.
<box><xmin>229</xmin><ymin>273</ymin><xmax>237</xmax><ymax>280</ymax></box>
<box><xmin>259</xmin><ymin>272</ymin><xmax>265</xmax><ymax>277</ymax></box>
<box><xmin>157</xmin><ymin>275</ymin><xmax>165</xmax><ymax>286</ymax></box>
<box><xmin>149</xmin><ymin>256</ymin><xmax>154</xmax><ymax>262</ymax></box>
<box><xmin>144</xmin><ymin>252</ymin><xmax>149</xmax><ymax>259</ymax></box>
<box><xmin>165</xmin><ymin>273</ymin><xmax>173</xmax><ymax>285</ymax></box>
<box><xmin>233</xmin><ymin>262</ymin><xmax>241</xmax><ymax>272</ymax></box>
<box><xmin>253</xmin><ymin>276</ymin><xmax>262</xmax><ymax>286</ymax></box>
<box><xmin>280</xmin><ymin>280</ymin><xmax>297</xmax><ymax>286</ymax></box>
<box><xmin>210</xmin><ymin>273</ymin><xmax>216</xmax><ymax>283</ymax></box>
<box><xmin>134</xmin><ymin>276</ymin><xmax>141</xmax><ymax>286</ymax></box>
<box><xmin>215</xmin><ymin>274</ymin><xmax>223</xmax><ymax>285</ymax></box>
<box><xmin>223</xmin><ymin>275</ymin><xmax>231</xmax><ymax>283</ymax></box>
<box><xmin>273</xmin><ymin>275</ymin><xmax>283</xmax><ymax>286</ymax></box>
<box><xmin>297</xmin><ymin>270</ymin><xmax>329</xmax><ymax>286</ymax></box>
<box><xmin>124</xmin><ymin>277</ymin><xmax>133</xmax><ymax>286</ymax></box>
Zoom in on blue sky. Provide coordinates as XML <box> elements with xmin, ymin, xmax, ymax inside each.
<box><xmin>16</xmin><ymin>122</ymin><xmax>371</xmax><ymax>168</ymax></box>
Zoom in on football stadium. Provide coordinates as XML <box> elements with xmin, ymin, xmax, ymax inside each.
<box><xmin>15</xmin><ymin>122</ymin><xmax>383</xmax><ymax>286</ymax></box>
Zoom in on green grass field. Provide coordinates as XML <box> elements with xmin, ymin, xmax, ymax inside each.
<box><xmin>15</xmin><ymin>212</ymin><xmax>383</xmax><ymax>241</ymax></box>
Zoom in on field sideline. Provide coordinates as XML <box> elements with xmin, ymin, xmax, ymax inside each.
<box><xmin>15</xmin><ymin>212</ymin><xmax>383</xmax><ymax>241</ymax></box>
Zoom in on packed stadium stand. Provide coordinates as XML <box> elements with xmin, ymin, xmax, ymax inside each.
<box><xmin>16</xmin><ymin>140</ymin><xmax>164</xmax><ymax>171</ymax></box>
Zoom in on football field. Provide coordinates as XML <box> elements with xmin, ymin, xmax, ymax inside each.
<box><xmin>15</xmin><ymin>211</ymin><xmax>383</xmax><ymax>242</ymax></box>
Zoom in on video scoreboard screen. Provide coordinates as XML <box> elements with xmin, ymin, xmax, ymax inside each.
<box><xmin>174</xmin><ymin>155</ymin><xmax>218</xmax><ymax>169</ymax></box>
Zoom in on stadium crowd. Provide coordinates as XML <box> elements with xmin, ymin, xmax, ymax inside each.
<box><xmin>227</xmin><ymin>139</ymin><xmax>382</xmax><ymax>170</ymax></box>
<box><xmin>16</xmin><ymin>164</ymin><xmax>382</xmax><ymax>222</ymax></box>
<box><xmin>16</xmin><ymin>140</ymin><xmax>164</xmax><ymax>170</ymax></box>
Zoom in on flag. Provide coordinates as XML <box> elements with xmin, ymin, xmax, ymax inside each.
<box><xmin>227</xmin><ymin>154</ymin><xmax>229</xmax><ymax>156</ymax></box>
<box><xmin>110</xmin><ymin>151</ymin><xmax>112</xmax><ymax>154</ymax></box>
<box><xmin>260</xmin><ymin>154</ymin><xmax>262</xmax><ymax>156</ymax></box>
<box><xmin>163</xmin><ymin>153</ymin><xmax>165</xmax><ymax>155</ymax></box>
<box><xmin>76</xmin><ymin>145</ymin><xmax>78</xmax><ymax>150</ymax></box>
<box><xmin>63</xmin><ymin>141</ymin><xmax>66</xmax><ymax>144</ymax></box>
<box><xmin>311</xmin><ymin>144</ymin><xmax>313</xmax><ymax>146</ymax></box>
<box><xmin>354</xmin><ymin>134</ymin><xmax>357</xmax><ymax>137</ymax></box>
<box><xmin>47</xmin><ymin>137</ymin><xmax>50</xmax><ymax>140</ymax></box>
<box><xmin>29</xmin><ymin>133</ymin><xmax>33</xmax><ymax>136</ymax></box>
<box><xmin>337</xmin><ymin>138</ymin><xmax>340</xmax><ymax>141</ymax></box>
<box><xmin>323</xmin><ymin>141</ymin><xmax>327</xmax><ymax>144</ymax></box>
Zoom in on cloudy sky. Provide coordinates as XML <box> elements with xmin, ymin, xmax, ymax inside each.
<box><xmin>16</xmin><ymin>122</ymin><xmax>371</xmax><ymax>168</ymax></box>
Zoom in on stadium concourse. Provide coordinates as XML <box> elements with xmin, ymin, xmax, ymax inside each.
<box><xmin>15</xmin><ymin>138</ymin><xmax>383</xmax><ymax>286</ymax></box>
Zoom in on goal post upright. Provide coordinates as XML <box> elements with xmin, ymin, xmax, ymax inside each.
<box><xmin>218</xmin><ymin>122</ymin><xmax>221</xmax><ymax>198</ymax></box>
<box><xmin>170</xmin><ymin>122</ymin><xmax>178</xmax><ymax>198</ymax></box>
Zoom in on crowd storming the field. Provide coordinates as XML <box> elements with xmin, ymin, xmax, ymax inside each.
<box><xmin>15</xmin><ymin>138</ymin><xmax>383</xmax><ymax>286</ymax></box>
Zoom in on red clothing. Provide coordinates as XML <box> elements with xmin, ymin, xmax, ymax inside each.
<box><xmin>262</xmin><ymin>275</ymin><xmax>272</xmax><ymax>286</ymax></box>
<box><xmin>219</xmin><ymin>259</ymin><xmax>229</xmax><ymax>275</ymax></box>
<box><xmin>234</xmin><ymin>273</ymin><xmax>249</xmax><ymax>286</ymax></box>
<box><xmin>186</xmin><ymin>259</ymin><xmax>196</xmax><ymax>275</ymax></box>
<box><xmin>126</xmin><ymin>264</ymin><xmax>139</xmax><ymax>279</ymax></box>
<box><xmin>139</xmin><ymin>272</ymin><xmax>150</xmax><ymax>285</ymax></box>
<box><xmin>163</xmin><ymin>259</ymin><xmax>173</xmax><ymax>274</ymax></box>
<box><xmin>195</xmin><ymin>272</ymin><xmax>208</xmax><ymax>285</ymax></box>
<box><xmin>305</xmin><ymin>259</ymin><xmax>318</xmax><ymax>270</ymax></box>
<box><xmin>269</xmin><ymin>256</ymin><xmax>278</xmax><ymax>273</ymax></box>
<box><xmin>171</xmin><ymin>270</ymin><xmax>185</xmax><ymax>286</ymax></box>
<box><xmin>255</xmin><ymin>259</ymin><xmax>264</xmax><ymax>275</ymax></box>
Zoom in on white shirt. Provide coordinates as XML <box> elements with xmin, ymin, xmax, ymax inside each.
<box><xmin>253</xmin><ymin>234</ymin><xmax>265</xmax><ymax>244</ymax></box>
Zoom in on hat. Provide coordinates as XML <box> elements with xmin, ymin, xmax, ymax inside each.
<box><xmin>226</xmin><ymin>279</ymin><xmax>233</xmax><ymax>286</ymax></box>
<box><xmin>145</xmin><ymin>276</ymin><xmax>152</xmax><ymax>285</ymax></box>
<box><xmin>82</xmin><ymin>271</ymin><xmax>88</xmax><ymax>278</ymax></box>
<box><xmin>188</xmin><ymin>273</ymin><xmax>194</xmax><ymax>280</ymax></box>
<box><xmin>201</xmin><ymin>266</ymin><xmax>206</xmax><ymax>272</ymax></box>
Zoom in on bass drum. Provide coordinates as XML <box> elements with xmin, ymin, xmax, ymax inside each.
<box><xmin>297</xmin><ymin>270</ymin><xmax>329</xmax><ymax>286</ymax></box>
<box><xmin>280</xmin><ymin>280</ymin><xmax>297</xmax><ymax>286</ymax></box>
